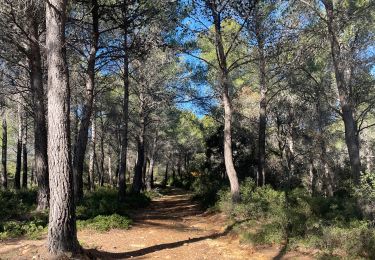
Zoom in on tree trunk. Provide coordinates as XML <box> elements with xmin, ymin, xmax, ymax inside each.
<box><xmin>46</xmin><ymin>0</ymin><xmax>80</xmax><ymax>254</ymax></box>
<box><xmin>1</xmin><ymin>111</ymin><xmax>7</xmax><ymax>189</ymax></box>
<box><xmin>133</xmin><ymin>100</ymin><xmax>145</xmax><ymax>193</ymax></box>
<box><xmin>162</xmin><ymin>161</ymin><xmax>168</xmax><ymax>188</ymax></box>
<box><xmin>28</xmin><ymin>14</ymin><xmax>49</xmax><ymax>210</ymax></box>
<box><xmin>99</xmin><ymin>124</ymin><xmax>105</xmax><ymax>187</ymax></box>
<box><xmin>118</xmin><ymin>1</ymin><xmax>130</xmax><ymax>201</ymax></box>
<box><xmin>323</xmin><ymin>0</ymin><xmax>361</xmax><ymax>185</ymax></box>
<box><xmin>88</xmin><ymin>116</ymin><xmax>96</xmax><ymax>191</ymax></box>
<box><xmin>146</xmin><ymin>135</ymin><xmax>157</xmax><ymax>191</ymax></box>
<box><xmin>210</xmin><ymin>2</ymin><xmax>240</xmax><ymax>202</ymax></box>
<box><xmin>14</xmin><ymin>102</ymin><xmax>23</xmax><ymax>190</ymax></box>
<box><xmin>108</xmin><ymin>155</ymin><xmax>112</xmax><ymax>186</ymax></box>
<box><xmin>72</xmin><ymin>0</ymin><xmax>99</xmax><ymax>201</ymax></box>
<box><xmin>22</xmin><ymin>115</ymin><xmax>28</xmax><ymax>189</ymax></box>
<box><xmin>255</xmin><ymin>18</ymin><xmax>267</xmax><ymax>187</ymax></box>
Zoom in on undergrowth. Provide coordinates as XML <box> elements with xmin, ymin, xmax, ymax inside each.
<box><xmin>211</xmin><ymin>176</ymin><xmax>375</xmax><ymax>259</ymax></box>
<box><xmin>0</xmin><ymin>187</ymin><xmax>152</xmax><ymax>240</ymax></box>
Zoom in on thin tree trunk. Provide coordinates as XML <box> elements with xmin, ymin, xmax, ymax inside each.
<box><xmin>99</xmin><ymin>125</ymin><xmax>105</xmax><ymax>187</ymax></box>
<box><xmin>255</xmin><ymin>17</ymin><xmax>267</xmax><ymax>187</ymax></box>
<box><xmin>88</xmin><ymin>116</ymin><xmax>96</xmax><ymax>191</ymax></box>
<box><xmin>1</xmin><ymin>110</ymin><xmax>7</xmax><ymax>189</ymax></box>
<box><xmin>118</xmin><ymin>0</ymin><xmax>130</xmax><ymax>201</ymax></box>
<box><xmin>210</xmin><ymin>2</ymin><xmax>240</xmax><ymax>202</ymax></box>
<box><xmin>22</xmin><ymin>114</ymin><xmax>28</xmax><ymax>189</ymax></box>
<box><xmin>108</xmin><ymin>155</ymin><xmax>112</xmax><ymax>186</ymax></box>
<box><xmin>28</xmin><ymin>14</ymin><xmax>49</xmax><ymax>210</ymax></box>
<box><xmin>46</xmin><ymin>0</ymin><xmax>80</xmax><ymax>254</ymax></box>
<box><xmin>146</xmin><ymin>135</ymin><xmax>157</xmax><ymax>191</ymax></box>
<box><xmin>162</xmin><ymin>161</ymin><xmax>168</xmax><ymax>188</ymax></box>
<box><xmin>133</xmin><ymin>101</ymin><xmax>146</xmax><ymax>193</ymax></box>
<box><xmin>15</xmin><ymin>102</ymin><xmax>23</xmax><ymax>190</ymax></box>
<box><xmin>323</xmin><ymin>0</ymin><xmax>361</xmax><ymax>185</ymax></box>
<box><xmin>72</xmin><ymin>0</ymin><xmax>99</xmax><ymax>201</ymax></box>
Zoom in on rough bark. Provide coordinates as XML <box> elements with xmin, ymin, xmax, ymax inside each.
<box><xmin>1</xmin><ymin>111</ymin><xmax>7</xmax><ymax>189</ymax></box>
<box><xmin>323</xmin><ymin>0</ymin><xmax>361</xmax><ymax>185</ymax></box>
<box><xmin>72</xmin><ymin>0</ymin><xmax>99</xmax><ymax>201</ymax></box>
<box><xmin>14</xmin><ymin>102</ymin><xmax>23</xmax><ymax>190</ymax></box>
<box><xmin>22</xmin><ymin>115</ymin><xmax>28</xmax><ymax>189</ymax></box>
<box><xmin>28</xmin><ymin>14</ymin><xmax>49</xmax><ymax>210</ymax></box>
<box><xmin>210</xmin><ymin>2</ymin><xmax>240</xmax><ymax>202</ymax></box>
<box><xmin>45</xmin><ymin>0</ymin><xmax>80</xmax><ymax>254</ymax></box>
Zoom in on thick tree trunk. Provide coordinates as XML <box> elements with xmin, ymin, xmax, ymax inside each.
<box><xmin>45</xmin><ymin>0</ymin><xmax>80</xmax><ymax>254</ymax></box>
<box><xmin>88</xmin><ymin>117</ymin><xmax>96</xmax><ymax>191</ymax></box>
<box><xmin>211</xmin><ymin>2</ymin><xmax>240</xmax><ymax>202</ymax></box>
<box><xmin>73</xmin><ymin>0</ymin><xmax>99</xmax><ymax>201</ymax></box>
<box><xmin>323</xmin><ymin>0</ymin><xmax>361</xmax><ymax>185</ymax></box>
<box><xmin>22</xmin><ymin>116</ymin><xmax>28</xmax><ymax>189</ymax></box>
<box><xmin>1</xmin><ymin>111</ymin><xmax>7</xmax><ymax>189</ymax></box>
<box><xmin>15</xmin><ymin>102</ymin><xmax>23</xmax><ymax>190</ymax></box>
<box><xmin>28</xmin><ymin>15</ymin><xmax>49</xmax><ymax>210</ymax></box>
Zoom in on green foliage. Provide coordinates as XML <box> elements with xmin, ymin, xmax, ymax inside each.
<box><xmin>355</xmin><ymin>172</ymin><xmax>375</xmax><ymax>221</ymax></box>
<box><xmin>192</xmin><ymin>173</ymin><xmax>225</xmax><ymax>208</ymax></box>
<box><xmin>76</xmin><ymin>187</ymin><xmax>151</xmax><ymax>220</ymax></box>
<box><xmin>0</xmin><ymin>187</ymin><xmax>149</xmax><ymax>240</ymax></box>
<box><xmin>217</xmin><ymin>179</ymin><xmax>375</xmax><ymax>258</ymax></box>
<box><xmin>0</xmin><ymin>189</ymin><xmax>38</xmax><ymax>221</ymax></box>
<box><xmin>77</xmin><ymin>214</ymin><xmax>132</xmax><ymax>232</ymax></box>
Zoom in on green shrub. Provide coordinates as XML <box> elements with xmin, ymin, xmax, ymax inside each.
<box><xmin>77</xmin><ymin>214</ymin><xmax>132</xmax><ymax>232</ymax></box>
<box><xmin>77</xmin><ymin>187</ymin><xmax>151</xmax><ymax>220</ymax></box>
<box><xmin>216</xmin><ymin>178</ymin><xmax>375</xmax><ymax>259</ymax></box>
<box><xmin>243</xmin><ymin>222</ymin><xmax>285</xmax><ymax>245</ymax></box>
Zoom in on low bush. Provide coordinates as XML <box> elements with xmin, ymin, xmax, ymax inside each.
<box><xmin>77</xmin><ymin>214</ymin><xmax>132</xmax><ymax>232</ymax></box>
<box><xmin>216</xmin><ymin>177</ymin><xmax>375</xmax><ymax>259</ymax></box>
<box><xmin>0</xmin><ymin>187</ymin><xmax>150</xmax><ymax>240</ymax></box>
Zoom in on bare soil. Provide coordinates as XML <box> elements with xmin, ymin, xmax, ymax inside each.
<box><xmin>0</xmin><ymin>189</ymin><xmax>315</xmax><ymax>259</ymax></box>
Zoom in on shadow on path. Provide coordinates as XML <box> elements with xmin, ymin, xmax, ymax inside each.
<box><xmin>87</xmin><ymin>222</ymin><xmax>237</xmax><ymax>259</ymax></box>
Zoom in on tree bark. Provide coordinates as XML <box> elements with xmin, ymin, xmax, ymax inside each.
<box><xmin>1</xmin><ymin>110</ymin><xmax>7</xmax><ymax>189</ymax></box>
<box><xmin>323</xmin><ymin>0</ymin><xmax>361</xmax><ymax>185</ymax></box>
<box><xmin>255</xmin><ymin>16</ymin><xmax>267</xmax><ymax>187</ymax></box>
<box><xmin>162</xmin><ymin>161</ymin><xmax>168</xmax><ymax>188</ymax></box>
<box><xmin>210</xmin><ymin>1</ymin><xmax>240</xmax><ymax>202</ymax></box>
<box><xmin>28</xmin><ymin>14</ymin><xmax>49</xmax><ymax>210</ymax></box>
<box><xmin>22</xmin><ymin>114</ymin><xmax>28</xmax><ymax>189</ymax></box>
<box><xmin>14</xmin><ymin>102</ymin><xmax>23</xmax><ymax>190</ymax></box>
<box><xmin>88</xmin><ymin>116</ymin><xmax>96</xmax><ymax>191</ymax></box>
<box><xmin>45</xmin><ymin>0</ymin><xmax>80</xmax><ymax>254</ymax></box>
<box><xmin>72</xmin><ymin>0</ymin><xmax>99</xmax><ymax>202</ymax></box>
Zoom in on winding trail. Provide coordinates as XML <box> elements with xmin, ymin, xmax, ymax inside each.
<box><xmin>0</xmin><ymin>189</ymin><xmax>314</xmax><ymax>259</ymax></box>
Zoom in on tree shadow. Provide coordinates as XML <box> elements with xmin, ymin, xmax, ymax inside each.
<box><xmin>86</xmin><ymin>220</ymin><xmax>244</xmax><ymax>259</ymax></box>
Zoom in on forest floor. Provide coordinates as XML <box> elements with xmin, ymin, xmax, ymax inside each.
<box><xmin>0</xmin><ymin>188</ymin><xmax>315</xmax><ymax>259</ymax></box>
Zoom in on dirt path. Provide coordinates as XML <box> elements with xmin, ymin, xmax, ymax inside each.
<box><xmin>0</xmin><ymin>189</ymin><xmax>314</xmax><ymax>259</ymax></box>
